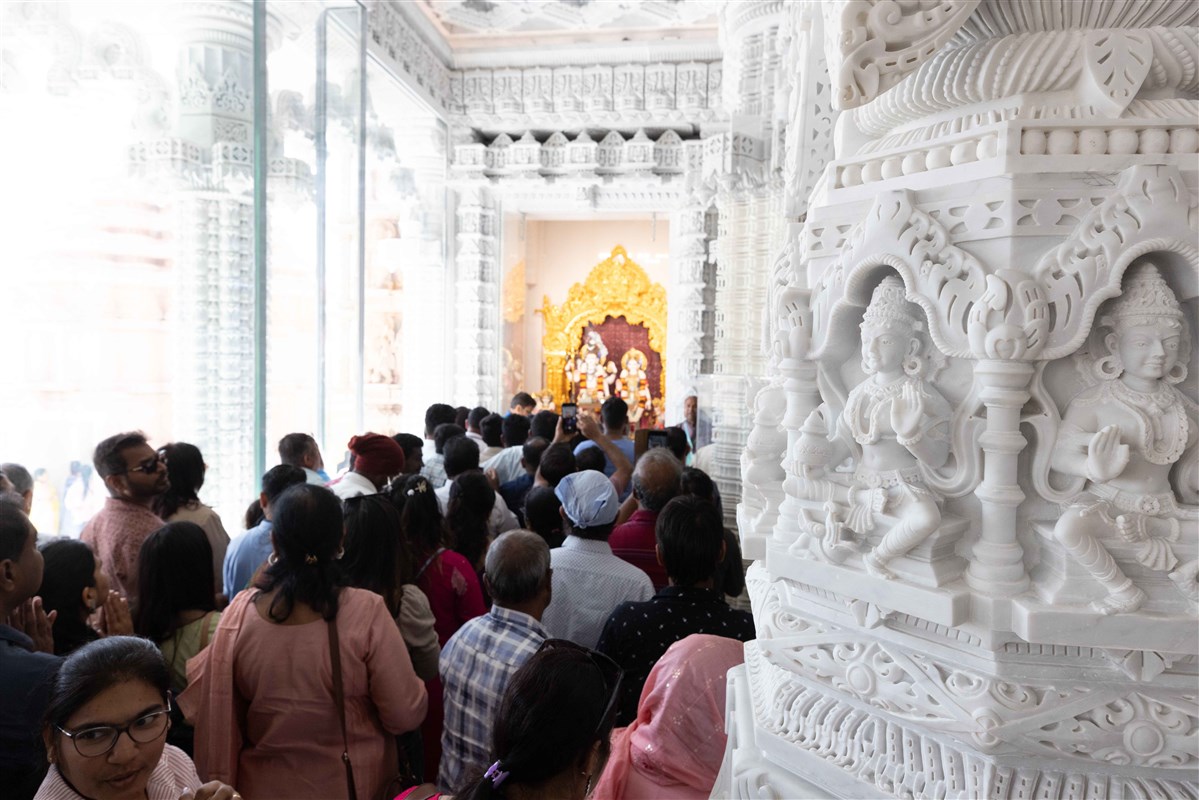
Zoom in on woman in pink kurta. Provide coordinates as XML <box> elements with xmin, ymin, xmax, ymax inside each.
<box><xmin>181</xmin><ymin>484</ymin><xmax>427</xmax><ymax>800</ymax></box>
<box><xmin>397</xmin><ymin>474</ymin><xmax>486</xmax><ymax>783</ymax></box>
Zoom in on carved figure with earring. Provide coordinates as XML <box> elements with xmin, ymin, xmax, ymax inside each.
<box><xmin>799</xmin><ymin>277</ymin><xmax>952</xmax><ymax>578</ymax></box>
<box><xmin>1050</xmin><ymin>262</ymin><xmax>1199</xmax><ymax>614</ymax></box>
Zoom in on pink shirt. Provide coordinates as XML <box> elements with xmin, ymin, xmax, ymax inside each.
<box><xmin>182</xmin><ymin>588</ymin><xmax>428</xmax><ymax>800</ymax></box>
<box><xmin>80</xmin><ymin>497</ymin><xmax>163</xmax><ymax>600</ymax></box>
<box><xmin>415</xmin><ymin>549</ymin><xmax>487</xmax><ymax>646</ymax></box>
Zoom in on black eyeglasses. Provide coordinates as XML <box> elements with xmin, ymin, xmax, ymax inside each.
<box><xmin>537</xmin><ymin>639</ymin><xmax>623</xmax><ymax>737</ymax></box>
<box><xmin>116</xmin><ymin>455</ymin><xmax>162</xmax><ymax>476</ymax></box>
<box><xmin>56</xmin><ymin>698</ymin><xmax>171</xmax><ymax>758</ymax></box>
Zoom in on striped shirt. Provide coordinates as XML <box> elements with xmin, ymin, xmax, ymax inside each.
<box><xmin>438</xmin><ymin>606</ymin><xmax>546</xmax><ymax>793</ymax></box>
<box><xmin>35</xmin><ymin>744</ymin><xmax>200</xmax><ymax>799</ymax></box>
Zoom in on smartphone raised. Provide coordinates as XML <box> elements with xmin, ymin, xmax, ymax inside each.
<box><xmin>561</xmin><ymin>402</ymin><xmax>578</xmax><ymax>433</ymax></box>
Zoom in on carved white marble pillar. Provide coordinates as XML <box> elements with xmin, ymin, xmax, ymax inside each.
<box><xmin>717</xmin><ymin>1</ymin><xmax>1199</xmax><ymax>797</ymax></box>
<box><xmin>705</xmin><ymin>0</ymin><xmax>788</xmax><ymax>516</ymax></box>
<box><xmin>452</xmin><ymin>183</ymin><xmax>499</xmax><ymax>407</ymax></box>
<box><xmin>161</xmin><ymin>1</ymin><xmax>268</xmax><ymax>521</ymax></box>
<box><xmin>736</xmin><ymin>0</ymin><xmax>840</xmax><ymax>566</ymax></box>
<box><xmin>666</xmin><ymin>199</ymin><xmax>715</xmax><ymax>420</ymax></box>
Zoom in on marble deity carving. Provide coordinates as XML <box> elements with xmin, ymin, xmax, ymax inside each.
<box><xmin>1049</xmin><ymin>262</ymin><xmax>1198</xmax><ymax>614</ymax></box>
<box><xmin>797</xmin><ymin>277</ymin><xmax>953</xmax><ymax>578</ymax></box>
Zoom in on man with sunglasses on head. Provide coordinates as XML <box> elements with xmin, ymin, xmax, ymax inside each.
<box><xmin>80</xmin><ymin>432</ymin><xmax>168</xmax><ymax>604</ymax></box>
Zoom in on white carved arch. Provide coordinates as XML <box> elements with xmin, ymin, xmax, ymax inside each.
<box><xmin>809</xmin><ymin>189</ymin><xmax>989</xmax><ymax>360</ymax></box>
<box><xmin>1035</xmin><ymin>164</ymin><xmax>1199</xmax><ymax>360</ymax></box>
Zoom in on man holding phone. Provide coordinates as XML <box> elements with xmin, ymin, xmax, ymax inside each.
<box><xmin>572</xmin><ymin>398</ymin><xmax>636</xmax><ymax>499</ymax></box>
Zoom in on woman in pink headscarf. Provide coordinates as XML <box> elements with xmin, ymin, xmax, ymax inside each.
<box><xmin>592</xmin><ymin>634</ymin><xmax>745</xmax><ymax>800</ymax></box>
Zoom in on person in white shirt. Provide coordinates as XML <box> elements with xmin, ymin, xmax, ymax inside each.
<box><xmin>478</xmin><ymin>413</ymin><xmax>506</xmax><ymax>462</ymax></box>
<box><xmin>329</xmin><ymin>433</ymin><xmax>406</xmax><ymax>501</ymax></box>
<box><xmin>482</xmin><ymin>413</ymin><xmax>532</xmax><ymax>486</ymax></box>
<box><xmin>465</xmin><ymin>406</ymin><xmax>489</xmax><ymax>453</ymax></box>
<box><xmin>434</xmin><ymin>435</ymin><xmax>519</xmax><ymax>535</ymax></box>
<box><xmin>539</xmin><ymin>469</ymin><xmax>653</xmax><ymax>648</ymax></box>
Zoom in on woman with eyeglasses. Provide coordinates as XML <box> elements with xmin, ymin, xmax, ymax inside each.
<box><xmin>180</xmin><ymin>483</ymin><xmax>427</xmax><ymax>800</ymax></box>
<box><xmin>36</xmin><ymin>635</ymin><xmax>239</xmax><ymax>800</ymax></box>
<box><xmin>396</xmin><ymin>640</ymin><xmax>621</xmax><ymax>800</ymax></box>
<box><xmin>150</xmin><ymin>443</ymin><xmax>230</xmax><ymax>600</ymax></box>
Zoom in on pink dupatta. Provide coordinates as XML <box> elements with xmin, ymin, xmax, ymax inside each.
<box><xmin>592</xmin><ymin>634</ymin><xmax>745</xmax><ymax>800</ymax></box>
<box><xmin>177</xmin><ymin>590</ymin><xmax>255</xmax><ymax>785</ymax></box>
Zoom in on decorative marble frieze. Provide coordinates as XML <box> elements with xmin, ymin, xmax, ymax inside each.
<box><xmin>447</xmin><ymin>61</ymin><xmax>725</xmax><ymax>134</ymax></box>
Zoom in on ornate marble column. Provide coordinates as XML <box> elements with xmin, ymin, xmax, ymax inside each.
<box><xmin>705</xmin><ymin>0</ymin><xmax>788</xmax><ymax>519</ymax></box>
<box><xmin>665</xmin><ymin>198</ymin><xmax>716</xmax><ymax>420</ymax></box>
<box><xmin>451</xmin><ymin>183</ymin><xmax>500</xmax><ymax>407</ymax></box>
<box><xmin>717</xmin><ymin>1</ymin><xmax>1199</xmax><ymax>796</ymax></box>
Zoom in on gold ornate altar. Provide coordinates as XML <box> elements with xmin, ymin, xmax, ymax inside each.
<box><xmin>539</xmin><ymin>245</ymin><xmax>667</xmax><ymax>409</ymax></box>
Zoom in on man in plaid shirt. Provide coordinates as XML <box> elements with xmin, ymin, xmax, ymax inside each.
<box><xmin>438</xmin><ymin>530</ymin><xmax>552</xmax><ymax>793</ymax></box>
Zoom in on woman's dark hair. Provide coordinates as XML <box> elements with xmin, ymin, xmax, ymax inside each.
<box><xmin>522</xmin><ymin>486</ymin><xmax>564</xmax><ymax>549</ymax></box>
<box><xmin>397</xmin><ymin>474</ymin><xmax>447</xmax><ymax>558</ymax></box>
<box><xmin>151</xmin><ymin>442</ymin><xmax>206</xmax><ymax>520</ymax></box>
<box><xmin>244</xmin><ymin>497</ymin><xmax>265</xmax><ymax>529</ymax></box>
<box><xmin>447</xmin><ymin>471</ymin><xmax>495</xmax><ymax>570</ymax></box>
<box><xmin>458</xmin><ymin>647</ymin><xmax>615</xmax><ymax>799</ymax></box>
<box><xmin>134</xmin><ymin>522</ymin><xmax>216</xmax><ymax>643</ymax></box>
<box><xmin>254</xmin><ymin>484</ymin><xmax>344</xmax><ymax>622</ymax></box>
<box><xmin>44</xmin><ymin>636</ymin><xmax>170</xmax><ymax>735</ymax></box>
<box><xmin>680</xmin><ymin>467</ymin><xmax>723</xmax><ymax>518</ymax></box>
<box><xmin>38</xmin><ymin>539</ymin><xmax>100</xmax><ymax>657</ymax></box>
<box><xmin>341</xmin><ymin>494</ymin><xmax>410</xmax><ymax>618</ymax></box>
<box><xmin>655</xmin><ymin>495</ymin><xmax>725</xmax><ymax>588</ymax></box>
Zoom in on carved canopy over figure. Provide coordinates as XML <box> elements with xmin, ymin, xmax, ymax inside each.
<box><xmin>1050</xmin><ymin>262</ymin><xmax>1199</xmax><ymax>615</ymax></box>
<box><xmin>799</xmin><ymin>277</ymin><xmax>952</xmax><ymax>578</ymax></box>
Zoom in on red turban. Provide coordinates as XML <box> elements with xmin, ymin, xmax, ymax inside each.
<box><xmin>347</xmin><ymin>433</ymin><xmax>405</xmax><ymax>477</ymax></box>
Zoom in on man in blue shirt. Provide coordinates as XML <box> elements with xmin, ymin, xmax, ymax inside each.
<box><xmin>222</xmin><ymin>464</ymin><xmax>306</xmax><ymax>595</ymax></box>
<box><xmin>439</xmin><ymin>530</ymin><xmax>552</xmax><ymax>793</ymax></box>
<box><xmin>573</xmin><ymin>398</ymin><xmax>637</xmax><ymax>500</ymax></box>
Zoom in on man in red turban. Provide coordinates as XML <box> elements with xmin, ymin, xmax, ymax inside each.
<box><xmin>330</xmin><ymin>433</ymin><xmax>406</xmax><ymax>500</ymax></box>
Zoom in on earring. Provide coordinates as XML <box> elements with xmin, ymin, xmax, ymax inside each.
<box><xmin>268</xmin><ymin>553</ymin><xmax>278</xmax><ymax>566</ymax></box>
<box><xmin>1094</xmin><ymin>353</ymin><xmax>1123</xmax><ymax>380</ymax></box>
<box><xmin>335</xmin><ymin>547</ymin><xmax>345</xmax><ymax>561</ymax></box>
<box><xmin>584</xmin><ymin>772</ymin><xmax>593</xmax><ymax>795</ymax></box>
<box><xmin>902</xmin><ymin>354</ymin><xmax>921</xmax><ymax>376</ymax></box>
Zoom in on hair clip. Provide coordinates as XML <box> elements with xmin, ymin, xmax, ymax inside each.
<box><xmin>304</xmin><ymin>554</ymin><xmax>318</xmax><ymax>565</ymax></box>
<box><xmin>406</xmin><ymin>488</ymin><xmax>415</xmax><ymax>496</ymax></box>
<box><xmin>484</xmin><ymin>760</ymin><xmax>510</xmax><ymax>788</ymax></box>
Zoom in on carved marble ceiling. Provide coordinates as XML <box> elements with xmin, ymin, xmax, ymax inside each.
<box><xmin>415</xmin><ymin>0</ymin><xmax>719</xmax><ymax>45</ymax></box>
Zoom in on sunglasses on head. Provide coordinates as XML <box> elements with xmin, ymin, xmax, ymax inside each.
<box><xmin>537</xmin><ymin>638</ymin><xmax>624</xmax><ymax>737</ymax></box>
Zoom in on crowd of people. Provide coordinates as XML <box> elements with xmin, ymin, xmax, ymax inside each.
<box><xmin>0</xmin><ymin>392</ymin><xmax>755</xmax><ymax>800</ymax></box>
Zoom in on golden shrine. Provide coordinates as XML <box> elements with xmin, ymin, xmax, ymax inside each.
<box><xmin>539</xmin><ymin>245</ymin><xmax>667</xmax><ymax>412</ymax></box>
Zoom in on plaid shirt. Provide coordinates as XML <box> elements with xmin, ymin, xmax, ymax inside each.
<box><xmin>438</xmin><ymin>605</ymin><xmax>546</xmax><ymax>793</ymax></box>
<box><xmin>421</xmin><ymin>453</ymin><xmax>448</xmax><ymax>489</ymax></box>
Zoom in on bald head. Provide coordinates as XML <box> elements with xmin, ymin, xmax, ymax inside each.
<box><xmin>484</xmin><ymin>529</ymin><xmax>551</xmax><ymax>607</ymax></box>
<box><xmin>632</xmin><ymin>448</ymin><xmax>682</xmax><ymax>513</ymax></box>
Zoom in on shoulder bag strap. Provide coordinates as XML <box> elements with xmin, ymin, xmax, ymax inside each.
<box><xmin>328</xmin><ymin>617</ymin><xmax>358</xmax><ymax>800</ymax></box>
